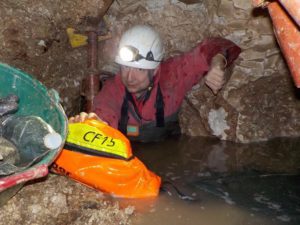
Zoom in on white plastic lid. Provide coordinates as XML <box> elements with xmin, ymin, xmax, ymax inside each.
<box><xmin>43</xmin><ymin>132</ymin><xmax>63</xmax><ymax>150</ymax></box>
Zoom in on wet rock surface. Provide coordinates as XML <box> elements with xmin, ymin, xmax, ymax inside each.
<box><xmin>0</xmin><ymin>174</ymin><xmax>133</xmax><ymax>225</ymax></box>
<box><xmin>180</xmin><ymin>70</ymin><xmax>300</xmax><ymax>143</ymax></box>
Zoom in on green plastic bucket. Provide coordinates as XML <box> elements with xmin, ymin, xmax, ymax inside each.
<box><xmin>0</xmin><ymin>62</ymin><xmax>68</xmax><ymax>205</ymax></box>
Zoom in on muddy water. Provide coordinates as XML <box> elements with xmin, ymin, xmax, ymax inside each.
<box><xmin>123</xmin><ymin>136</ymin><xmax>300</xmax><ymax>225</ymax></box>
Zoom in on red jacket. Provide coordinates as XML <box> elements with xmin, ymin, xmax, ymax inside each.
<box><xmin>93</xmin><ymin>37</ymin><xmax>241</xmax><ymax>141</ymax></box>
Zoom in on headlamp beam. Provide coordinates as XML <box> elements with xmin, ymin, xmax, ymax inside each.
<box><xmin>119</xmin><ymin>46</ymin><xmax>161</xmax><ymax>63</ymax></box>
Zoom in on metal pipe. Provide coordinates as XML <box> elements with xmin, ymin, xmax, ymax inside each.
<box><xmin>83</xmin><ymin>31</ymin><xmax>100</xmax><ymax>113</ymax></box>
<box><xmin>278</xmin><ymin>0</ymin><xmax>300</xmax><ymax>27</ymax></box>
<box><xmin>79</xmin><ymin>0</ymin><xmax>114</xmax><ymax>112</ymax></box>
<box><xmin>87</xmin><ymin>31</ymin><xmax>98</xmax><ymax>70</ymax></box>
<box><xmin>252</xmin><ymin>0</ymin><xmax>300</xmax><ymax>88</ymax></box>
<box><xmin>82</xmin><ymin>74</ymin><xmax>100</xmax><ymax>113</ymax></box>
<box><xmin>268</xmin><ymin>2</ymin><xmax>300</xmax><ymax>88</ymax></box>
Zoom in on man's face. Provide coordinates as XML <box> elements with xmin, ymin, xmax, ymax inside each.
<box><xmin>120</xmin><ymin>66</ymin><xmax>152</xmax><ymax>94</ymax></box>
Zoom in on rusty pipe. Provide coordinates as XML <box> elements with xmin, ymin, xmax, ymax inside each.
<box><xmin>278</xmin><ymin>0</ymin><xmax>300</xmax><ymax>27</ymax></box>
<box><xmin>252</xmin><ymin>0</ymin><xmax>300</xmax><ymax>88</ymax></box>
<box><xmin>82</xmin><ymin>74</ymin><xmax>100</xmax><ymax>113</ymax></box>
<box><xmin>268</xmin><ymin>2</ymin><xmax>300</xmax><ymax>88</ymax></box>
<box><xmin>87</xmin><ymin>31</ymin><xmax>98</xmax><ymax>70</ymax></box>
<box><xmin>252</xmin><ymin>0</ymin><xmax>300</xmax><ymax>27</ymax></box>
<box><xmin>82</xmin><ymin>31</ymin><xmax>100</xmax><ymax>113</ymax></box>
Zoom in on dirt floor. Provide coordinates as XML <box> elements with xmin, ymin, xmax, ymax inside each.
<box><xmin>0</xmin><ymin>174</ymin><xmax>134</xmax><ymax>225</ymax></box>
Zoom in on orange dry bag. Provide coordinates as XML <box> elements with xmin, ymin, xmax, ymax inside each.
<box><xmin>52</xmin><ymin>119</ymin><xmax>161</xmax><ymax>198</ymax></box>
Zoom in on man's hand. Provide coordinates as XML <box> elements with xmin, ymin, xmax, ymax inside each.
<box><xmin>205</xmin><ymin>54</ymin><xmax>227</xmax><ymax>95</ymax></box>
<box><xmin>68</xmin><ymin>112</ymin><xmax>107</xmax><ymax>124</ymax></box>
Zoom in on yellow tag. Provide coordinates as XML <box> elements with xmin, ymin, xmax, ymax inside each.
<box><xmin>67</xmin><ymin>123</ymin><xmax>128</xmax><ymax>158</ymax></box>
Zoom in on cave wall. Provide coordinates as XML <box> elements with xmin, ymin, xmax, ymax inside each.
<box><xmin>0</xmin><ymin>0</ymin><xmax>299</xmax><ymax>142</ymax></box>
<box><xmin>176</xmin><ymin>0</ymin><xmax>300</xmax><ymax>143</ymax></box>
<box><xmin>0</xmin><ymin>0</ymin><xmax>113</xmax><ymax>116</ymax></box>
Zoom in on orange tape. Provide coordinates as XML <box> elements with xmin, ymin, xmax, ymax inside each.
<box><xmin>278</xmin><ymin>0</ymin><xmax>300</xmax><ymax>27</ymax></box>
<box><xmin>268</xmin><ymin>2</ymin><xmax>300</xmax><ymax>88</ymax></box>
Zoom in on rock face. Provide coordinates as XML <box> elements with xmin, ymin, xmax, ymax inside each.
<box><xmin>0</xmin><ymin>0</ymin><xmax>299</xmax><ymax>142</ymax></box>
<box><xmin>177</xmin><ymin>0</ymin><xmax>300</xmax><ymax>143</ymax></box>
<box><xmin>180</xmin><ymin>72</ymin><xmax>300</xmax><ymax>143</ymax></box>
<box><xmin>0</xmin><ymin>174</ymin><xmax>133</xmax><ymax>225</ymax></box>
<box><xmin>0</xmin><ymin>0</ymin><xmax>113</xmax><ymax>116</ymax></box>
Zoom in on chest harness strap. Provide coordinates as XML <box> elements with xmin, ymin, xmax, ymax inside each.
<box><xmin>119</xmin><ymin>84</ymin><xmax>165</xmax><ymax>135</ymax></box>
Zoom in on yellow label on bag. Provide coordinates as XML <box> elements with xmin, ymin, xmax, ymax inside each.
<box><xmin>67</xmin><ymin>123</ymin><xmax>128</xmax><ymax>158</ymax></box>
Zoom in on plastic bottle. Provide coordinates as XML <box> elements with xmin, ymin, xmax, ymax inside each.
<box><xmin>1</xmin><ymin>115</ymin><xmax>62</xmax><ymax>165</ymax></box>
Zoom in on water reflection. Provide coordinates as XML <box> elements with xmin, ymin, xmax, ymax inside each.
<box><xmin>133</xmin><ymin>135</ymin><xmax>300</xmax><ymax>176</ymax></box>
<box><xmin>126</xmin><ymin>136</ymin><xmax>300</xmax><ymax>225</ymax></box>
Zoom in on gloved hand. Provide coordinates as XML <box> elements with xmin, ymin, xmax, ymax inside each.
<box><xmin>68</xmin><ymin>112</ymin><xmax>107</xmax><ymax>124</ymax></box>
<box><xmin>205</xmin><ymin>54</ymin><xmax>227</xmax><ymax>95</ymax></box>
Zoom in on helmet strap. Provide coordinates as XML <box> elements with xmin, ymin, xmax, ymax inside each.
<box><xmin>147</xmin><ymin>70</ymin><xmax>155</xmax><ymax>90</ymax></box>
<box><xmin>134</xmin><ymin>70</ymin><xmax>155</xmax><ymax>101</ymax></box>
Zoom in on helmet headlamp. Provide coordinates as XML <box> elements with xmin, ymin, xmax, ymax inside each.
<box><xmin>119</xmin><ymin>46</ymin><xmax>140</xmax><ymax>62</ymax></box>
<box><xmin>119</xmin><ymin>45</ymin><xmax>161</xmax><ymax>63</ymax></box>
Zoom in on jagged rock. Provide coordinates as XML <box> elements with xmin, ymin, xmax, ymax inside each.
<box><xmin>0</xmin><ymin>174</ymin><xmax>132</xmax><ymax>225</ymax></box>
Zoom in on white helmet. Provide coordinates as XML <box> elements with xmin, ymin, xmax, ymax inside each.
<box><xmin>115</xmin><ymin>25</ymin><xmax>164</xmax><ymax>70</ymax></box>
